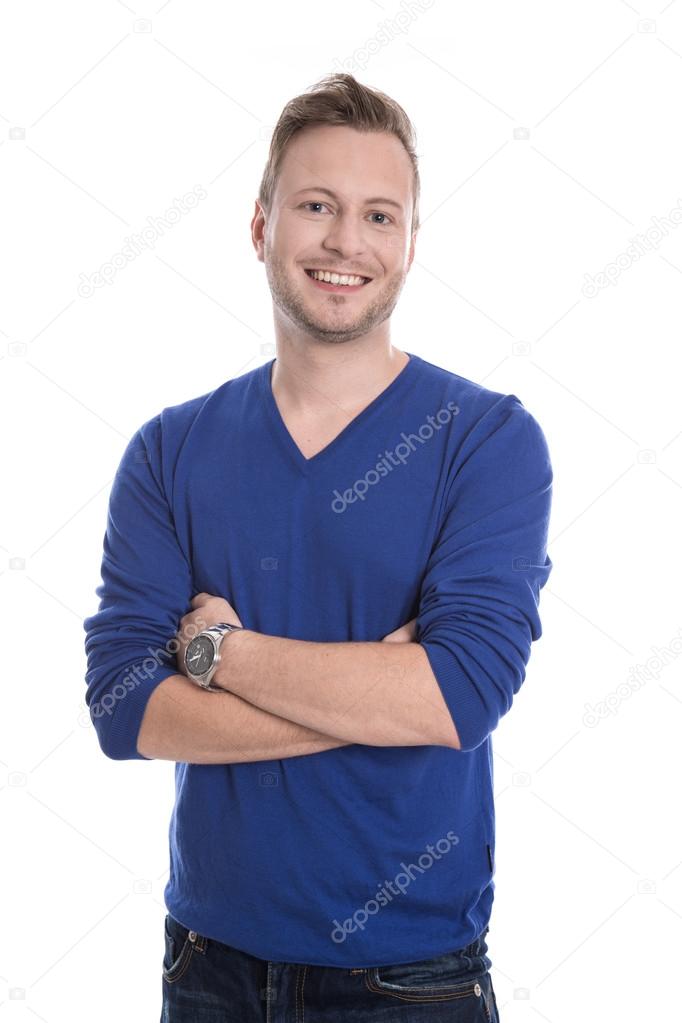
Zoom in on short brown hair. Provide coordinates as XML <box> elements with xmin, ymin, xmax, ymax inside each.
<box><xmin>258</xmin><ymin>73</ymin><xmax>420</xmax><ymax>235</ymax></box>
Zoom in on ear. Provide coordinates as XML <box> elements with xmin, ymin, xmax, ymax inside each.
<box><xmin>251</xmin><ymin>199</ymin><xmax>266</xmax><ymax>262</ymax></box>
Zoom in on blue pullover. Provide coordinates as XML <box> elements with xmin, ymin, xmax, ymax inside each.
<box><xmin>83</xmin><ymin>351</ymin><xmax>553</xmax><ymax>967</ymax></box>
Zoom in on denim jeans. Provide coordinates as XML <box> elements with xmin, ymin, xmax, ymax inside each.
<box><xmin>161</xmin><ymin>912</ymin><xmax>500</xmax><ymax>1021</ymax></box>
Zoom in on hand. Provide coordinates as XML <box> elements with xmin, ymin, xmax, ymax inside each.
<box><xmin>175</xmin><ymin>592</ymin><xmax>243</xmax><ymax>675</ymax></box>
<box><xmin>381</xmin><ymin>617</ymin><xmax>418</xmax><ymax>643</ymax></box>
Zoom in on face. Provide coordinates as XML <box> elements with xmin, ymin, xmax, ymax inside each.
<box><xmin>252</xmin><ymin>124</ymin><xmax>417</xmax><ymax>346</ymax></box>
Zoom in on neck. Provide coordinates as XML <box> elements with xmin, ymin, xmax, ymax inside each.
<box><xmin>270</xmin><ymin>340</ymin><xmax>410</xmax><ymax>418</ymax></box>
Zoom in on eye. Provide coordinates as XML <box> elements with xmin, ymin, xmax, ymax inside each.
<box><xmin>301</xmin><ymin>202</ymin><xmax>330</xmax><ymax>214</ymax></box>
<box><xmin>300</xmin><ymin>202</ymin><xmax>393</xmax><ymax>225</ymax></box>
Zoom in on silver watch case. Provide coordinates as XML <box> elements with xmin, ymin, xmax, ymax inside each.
<box><xmin>184</xmin><ymin>622</ymin><xmax>242</xmax><ymax>692</ymax></box>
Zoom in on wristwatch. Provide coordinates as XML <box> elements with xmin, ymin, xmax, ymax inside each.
<box><xmin>183</xmin><ymin>622</ymin><xmax>244</xmax><ymax>692</ymax></box>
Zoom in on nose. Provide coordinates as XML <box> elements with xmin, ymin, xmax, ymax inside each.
<box><xmin>321</xmin><ymin>211</ymin><xmax>370</xmax><ymax>263</ymax></box>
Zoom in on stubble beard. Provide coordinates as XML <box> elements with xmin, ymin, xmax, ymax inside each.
<box><xmin>264</xmin><ymin>247</ymin><xmax>407</xmax><ymax>345</ymax></box>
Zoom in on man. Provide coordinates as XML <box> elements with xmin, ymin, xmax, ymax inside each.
<box><xmin>84</xmin><ymin>72</ymin><xmax>552</xmax><ymax>1022</ymax></box>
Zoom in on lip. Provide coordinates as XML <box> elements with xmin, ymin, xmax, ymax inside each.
<box><xmin>303</xmin><ymin>268</ymin><xmax>372</xmax><ymax>294</ymax></box>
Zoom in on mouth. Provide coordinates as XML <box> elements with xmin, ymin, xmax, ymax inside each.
<box><xmin>303</xmin><ymin>268</ymin><xmax>373</xmax><ymax>294</ymax></box>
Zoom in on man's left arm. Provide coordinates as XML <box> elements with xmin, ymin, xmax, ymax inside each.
<box><xmin>211</xmin><ymin>625</ymin><xmax>462</xmax><ymax>749</ymax></box>
<box><xmin>187</xmin><ymin>394</ymin><xmax>552</xmax><ymax>753</ymax></box>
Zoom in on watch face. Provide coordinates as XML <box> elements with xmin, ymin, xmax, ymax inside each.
<box><xmin>185</xmin><ymin>635</ymin><xmax>214</xmax><ymax>676</ymax></box>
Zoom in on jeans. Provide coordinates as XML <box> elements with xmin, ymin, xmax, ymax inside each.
<box><xmin>161</xmin><ymin>912</ymin><xmax>500</xmax><ymax>1021</ymax></box>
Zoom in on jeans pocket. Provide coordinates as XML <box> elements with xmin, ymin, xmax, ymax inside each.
<box><xmin>364</xmin><ymin>933</ymin><xmax>494</xmax><ymax>1018</ymax></box>
<box><xmin>162</xmin><ymin>914</ymin><xmax>206</xmax><ymax>985</ymax></box>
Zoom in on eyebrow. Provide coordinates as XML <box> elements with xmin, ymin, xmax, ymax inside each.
<box><xmin>291</xmin><ymin>187</ymin><xmax>404</xmax><ymax>212</ymax></box>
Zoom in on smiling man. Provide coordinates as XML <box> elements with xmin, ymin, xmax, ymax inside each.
<box><xmin>83</xmin><ymin>72</ymin><xmax>553</xmax><ymax>1022</ymax></box>
<box><xmin>262</xmin><ymin>124</ymin><xmax>414</xmax><ymax>349</ymax></box>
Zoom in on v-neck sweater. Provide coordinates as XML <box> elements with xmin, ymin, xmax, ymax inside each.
<box><xmin>83</xmin><ymin>351</ymin><xmax>553</xmax><ymax>967</ymax></box>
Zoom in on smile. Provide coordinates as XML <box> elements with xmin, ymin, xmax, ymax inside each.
<box><xmin>304</xmin><ymin>268</ymin><xmax>372</xmax><ymax>293</ymax></box>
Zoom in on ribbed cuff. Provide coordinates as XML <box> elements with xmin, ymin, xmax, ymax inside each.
<box><xmin>93</xmin><ymin>661</ymin><xmax>181</xmax><ymax>760</ymax></box>
<box><xmin>420</xmin><ymin>641</ymin><xmax>488</xmax><ymax>752</ymax></box>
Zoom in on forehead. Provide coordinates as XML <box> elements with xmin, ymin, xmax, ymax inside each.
<box><xmin>275</xmin><ymin>124</ymin><xmax>412</xmax><ymax>208</ymax></box>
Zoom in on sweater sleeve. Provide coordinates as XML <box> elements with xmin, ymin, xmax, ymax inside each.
<box><xmin>416</xmin><ymin>394</ymin><xmax>553</xmax><ymax>752</ymax></box>
<box><xmin>83</xmin><ymin>414</ymin><xmax>194</xmax><ymax>761</ymax></box>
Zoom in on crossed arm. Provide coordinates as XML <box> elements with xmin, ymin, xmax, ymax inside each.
<box><xmin>94</xmin><ymin>397</ymin><xmax>550</xmax><ymax>765</ymax></box>
<box><xmin>210</xmin><ymin>628</ymin><xmax>460</xmax><ymax>749</ymax></box>
<box><xmin>136</xmin><ymin>598</ymin><xmax>461</xmax><ymax>763</ymax></box>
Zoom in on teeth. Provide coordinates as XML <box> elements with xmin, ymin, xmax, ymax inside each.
<box><xmin>307</xmin><ymin>269</ymin><xmax>368</xmax><ymax>286</ymax></box>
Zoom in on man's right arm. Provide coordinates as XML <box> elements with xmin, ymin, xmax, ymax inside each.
<box><xmin>83</xmin><ymin>413</ymin><xmax>415</xmax><ymax>763</ymax></box>
<box><xmin>136</xmin><ymin>673</ymin><xmax>351</xmax><ymax>762</ymax></box>
<box><xmin>136</xmin><ymin>617</ymin><xmax>418</xmax><ymax>762</ymax></box>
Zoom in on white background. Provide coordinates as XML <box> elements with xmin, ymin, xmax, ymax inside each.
<box><xmin>1</xmin><ymin>0</ymin><xmax>681</xmax><ymax>1019</ymax></box>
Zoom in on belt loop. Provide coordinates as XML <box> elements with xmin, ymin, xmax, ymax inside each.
<box><xmin>189</xmin><ymin>930</ymin><xmax>208</xmax><ymax>954</ymax></box>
